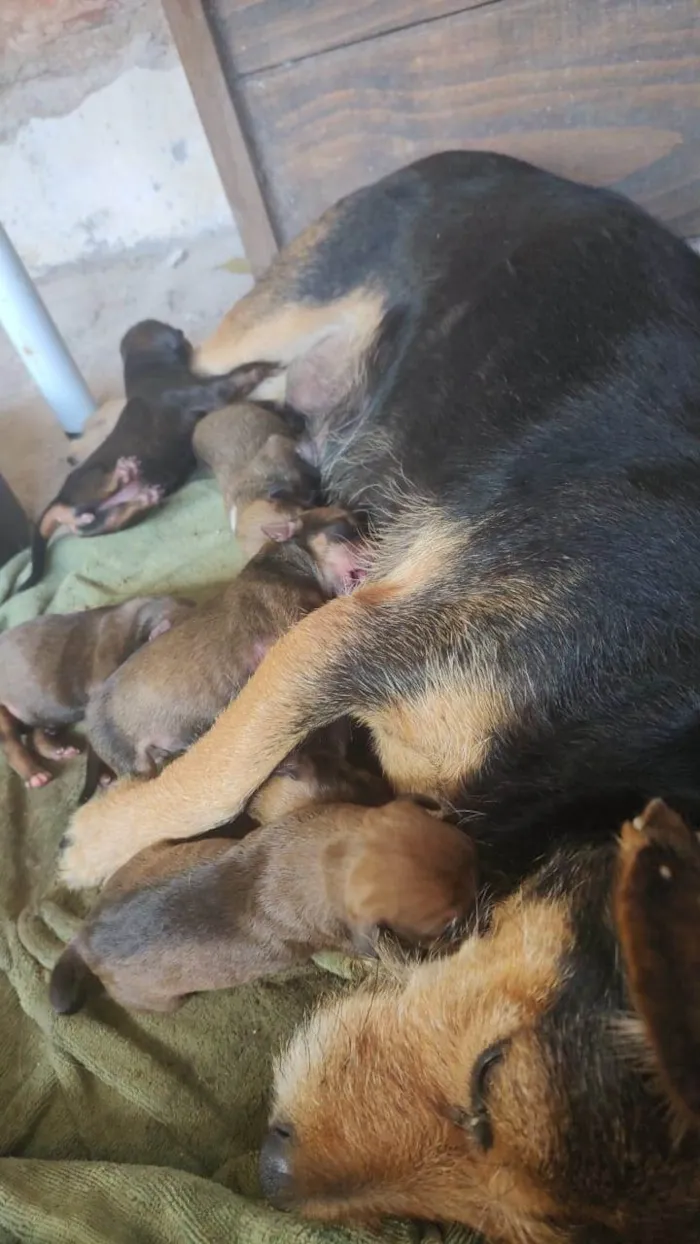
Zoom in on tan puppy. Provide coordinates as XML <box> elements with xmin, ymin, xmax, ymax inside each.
<box><xmin>0</xmin><ymin>596</ymin><xmax>191</xmax><ymax>788</ymax></box>
<box><xmin>193</xmin><ymin>402</ymin><xmax>318</xmax><ymax>557</ymax></box>
<box><xmin>84</xmin><ymin>508</ymin><xmax>366</xmax><ymax>783</ymax></box>
<box><xmin>50</xmin><ymin>775</ymin><xmax>475</xmax><ymax>1014</ymax></box>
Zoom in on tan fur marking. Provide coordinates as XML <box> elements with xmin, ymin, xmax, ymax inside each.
<box><xmin>194</xmin><ymin>288</ymin><xmax>384</xmax><ymax>381</ymax></box>
<box><xmin>363</xmin><ymin>676</ymin><xmax>510</xmax><ymax>799</ymax></box>
<box><xmin>271</xmin><ymin>896</ymin><xmax>571</xmax><ymax>1238</ymax></box>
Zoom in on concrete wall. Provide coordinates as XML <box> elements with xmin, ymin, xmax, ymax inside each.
<box><xmin>0</xmin><ymin>0</ymin><xmax>242</xmax><ymax>276</ymax></box>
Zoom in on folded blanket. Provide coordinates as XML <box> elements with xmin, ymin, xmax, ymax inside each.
<box><xmin>0</xmin><ymin>479</ymin><xmax>470</xmax><ymax>1244</ymax></box>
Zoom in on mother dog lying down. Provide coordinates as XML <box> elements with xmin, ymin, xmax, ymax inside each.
<box><xmin>61</xmin><ymin>149</ymin><xmax>700</xmax><ymax>881</ymax></box>
<box><xmin>58</xmin><ymin>150</ymin><xmax>700</xmax><ymax>855</ymax></box>
<box><xmin>57</xmin><ymin>148</ymin><xmax>700</xmax><ymax>1244</ymax></box>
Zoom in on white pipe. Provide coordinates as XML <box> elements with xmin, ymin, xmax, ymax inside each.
<box><xmin>0</xmin><ymin>222</ymin><xmax>96</xmax><ymax>434</ymax></box>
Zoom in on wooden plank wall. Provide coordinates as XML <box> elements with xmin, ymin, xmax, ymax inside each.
<box><xmin>163</xmin><ymin>0</ymin><xmax>700</xmax><ymax>273</ymax></box>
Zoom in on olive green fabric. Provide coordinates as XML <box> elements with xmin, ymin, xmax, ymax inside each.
<box><xmin>0</xmin><ymin>479</ymin><xmax>472</xmax><ymax>1244</ymax></box>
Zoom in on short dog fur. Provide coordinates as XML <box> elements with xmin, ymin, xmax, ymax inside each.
<box><xmin>58</xmin><ymin>153</ymin><xmax>700</xmax><ymax>1238</ymax></box>
<box><xmin>0</xmin><ymin>595</ymin><xmax>190</xmax><ymax>787</ymax></box>
<box><xmin>20</xmin><ymin>320</ymin><xmax>274</xmax><ymax>590</ymax></box>
<box><xmin>84</xmin><ymin>507</ymin><xmax>365</xmax><ymax>780</ymax></box>
<box><xmin>259</xmin><ymin>800</ymin><xmax>700</xmax><ymax>1244</ymax></box>
<box><xmin>50</xmin><ymin>747</ymin><xmax>476</xmax><ymax>1014</ymax></box>
<box><xmin>193</xmin><ymin>400</ymin><xmax>319</xmax><ymax>556</ymax></box>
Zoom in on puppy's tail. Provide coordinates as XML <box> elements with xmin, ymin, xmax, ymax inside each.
<box><xmin>79</xmin><ymin>743</ymin><xmax>103</xmax><ymax>805</ymax></box>
<box><xmin>49</xmin><ymin>943</ymin><xmax>95</xmax><ymax>1015</ymax></box>
<box><xmin>16</xmin><ymin>523</ymin><xmax>49</xmax><ymax>593</ymax></box>
<box><xmin>16</xmin><ymin>502</ymin><xmax>66</xmax><ymax>593</ymax></box>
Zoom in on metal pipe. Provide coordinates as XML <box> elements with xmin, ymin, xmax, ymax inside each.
<box><xmin>0</xmin><ymin>222</ymin><xmax>96</xmax><ymax>434</ymax></box>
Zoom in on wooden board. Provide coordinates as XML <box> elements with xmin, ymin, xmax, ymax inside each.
<box><xmin>210</xmin><ymin>0</ymin><xmax>491</xmax><ymax>75</ymax></box>
<box><xmin>166</xmin><ymin>0</ymin><xmax>700</xmax><ymax>269</ymax></box>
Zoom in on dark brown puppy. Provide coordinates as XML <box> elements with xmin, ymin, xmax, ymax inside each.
<box><xmin>193</xmin><ymin>401</ymin><xmax>319</xmax><ymax>557</ymax></box>
<box><xmin>0</xmin><ymin>595</ymin><xmax>191</xmax><ymax>787</ymax></box>
<box><xmin>84</xmin><ymin>507</ymin><xmax>366</xmax><ymax>782</ymax></box>
<box><xmin>50</xmin><ymin>774</ymin><xmax>474</xmax><ymax>1014</ymax></box>
<box><xmin>19</xmin><ymin>320</ymin><xmax>275</xmax><ymax>591</ymax></box>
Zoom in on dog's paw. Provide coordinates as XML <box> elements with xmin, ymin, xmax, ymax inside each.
<box><xmin>58</xmin><ymin>804</ymin><xmax>123</xmax><ymax>889</ymax></box>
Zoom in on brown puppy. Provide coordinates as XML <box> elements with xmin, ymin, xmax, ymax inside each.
<box><xmin>84</xmin><ymin>508</ymin><xmax>366</xmax><ymax>782</ymax></box>
<box><xmin>49</xmin><ymin>782</ymin><xmax>474</xmax><ymax>1014</ymax></box>
<box><xmin>193</xmin><ymin>401</ymin><xmax>319</xmax><ymax>556</ymax></box>
<box><xmin>0</xmin><ymin>596</ymin><xmax>191</xmax><ymax>788</ymax></box>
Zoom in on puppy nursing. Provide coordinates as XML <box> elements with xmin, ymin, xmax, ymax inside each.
<box><xmin>193</xmin><ymin>401</ymin><xmax>318</xmax><ymax>556</ymax></box>
<box><xmin>0</xmin><ymin>596</ymin><xmax>190</xmax><ymax>787</ymax></box>
<box><xmin>50</xmin><ymin>744</ymin><xmax>475</xmax><ymax>1014</ymax></box>
<box><xmin>85</xmin><ymin>507</ymin><xmax>364</xmax><ymax>780</ymax></box>
<box><xmin>20</xmin><ymin>319</ymin><xmax>274</xmax><ymax>591</ymax></box>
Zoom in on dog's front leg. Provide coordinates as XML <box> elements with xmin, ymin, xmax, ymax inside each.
<box><xmin>58</xmin><ymin>595</ymin><xmax>359</xmax><ymax>889</ymax></box>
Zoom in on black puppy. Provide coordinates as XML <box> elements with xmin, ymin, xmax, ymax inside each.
<box><xmin>19</xmin><ymin>321</ymin><xmax>274</xmax><ymax>591</ymax></box>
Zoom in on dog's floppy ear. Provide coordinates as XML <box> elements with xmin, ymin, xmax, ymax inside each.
<box><xmin>615</xmin><ymin>798</ymin><xmax>700</xmax><ymax>1124</ymax></box>
<box><xmin>261</xmin><ymin>517</ymin><xmax>302</xmax><ymax>543</ymax></box>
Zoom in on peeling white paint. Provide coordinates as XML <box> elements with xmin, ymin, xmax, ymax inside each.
<box><xmin>0</xmin><ymin>63</ymin><xmax>238</xmax><ymax>275</ymax></box>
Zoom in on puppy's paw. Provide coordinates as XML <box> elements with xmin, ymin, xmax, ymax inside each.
<box><xmin>114</xmin><ymin>455</ymin><xmax>142</xmax><ymax>484</ymax></box>
<box><xmin>26</xmin><ymin>770</ymin><xmax>52</xmax><ymax>789</ymax></box>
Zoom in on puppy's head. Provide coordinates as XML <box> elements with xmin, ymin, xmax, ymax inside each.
<box><xmin>127</xmin><ymin>594</ymin><xmax>195</xmax><ymax>649</ymax></box>
<box><xmin>261</xmin><ymin>506</ymin><xmax>367</xmax><ymax>595</ymax></box>
<box><xmin>236</xmin><ymin>497</ymin><xmax>306</xmax><ymax>559</ymax></box>
<box><xmin>120</xmin><ymin>320</ymin><xmax>191</xmax><ymax>365</ymax></box>
<box><xmin>342</xmin><ymin>800</ymin><xmax>476</xmax><ymax>948</ymax></box>
<box><xmin>250</xmin><ymin>726</ymin><xmax>390</xmax><ymax>823</ymax></box>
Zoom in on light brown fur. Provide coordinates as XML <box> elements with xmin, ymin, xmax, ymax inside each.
<box><xmin>0</xmin><ymin>596</ymin><xmax>191</xmax><ymax>787</ymax></box>
<box><xmin>267</xmin><ymin>894</ymin><xmax>571</xmax><ymax>1238</ymax></box>
<box><xmin>193</xmin><ymin>401</ymin><xmax>316</xmax><ymax>554</ymax></box>
<box><xmin>83</xmin><ymin>508</ymin><xmax>363</xmax><ymax>784</ymax></box>
<box><xmin>52</xmin><ymin>738</ymin><xmax>473</xmax><ymax>1012</ymax></box>
<box><xmin>258</xmin><ymin>805</ymin><xmax>700</xmax><ymax>1242</ymax></box>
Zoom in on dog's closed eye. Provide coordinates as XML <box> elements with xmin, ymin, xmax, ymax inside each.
<box><xmin>446</xmin><ymin>1040</ymin><xmax>507</xmax><ymax>1151</ymax></box>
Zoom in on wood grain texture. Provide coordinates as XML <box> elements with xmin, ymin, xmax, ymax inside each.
<box><xmin>162</xmin><ymin>0</ymin><xmax>279</xmax><ymax>274</ymax></box>
<box><xmin>210</xmin><ymin>0</ymin><xmax>496</xmax><ymax>75</ymax></box>
<box><xmin>229</xmin><ymin>0</ymin><xmax>700</xmax><ymax>241</ymax></box>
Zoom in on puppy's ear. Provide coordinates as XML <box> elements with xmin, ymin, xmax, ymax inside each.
<box><xmin>615</xmin><ymin>798</ymin><xmax>700</xmax><ymax>1124</ymax></box>
<box><xmin>148</xmin><ymin>618</ymin><xmax>173</xmax><ymax>642</ymax></box>
<box><xmin>350</xmin><ymin>924</ymin><xmax>381</xmax><ymax>959</ymax></box>
<box><xmin>261</xmin><ymin>517</ymin><xmax>302</xmax><ymax>543</ymax></box>
<box><xmin>274</xmin><ymin>752</ymin><xmax>303</xmax><ymax>780</ymax></box>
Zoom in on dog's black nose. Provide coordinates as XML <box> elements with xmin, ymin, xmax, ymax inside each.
<box><xmin>259</xmin><ymin>1122</ymin><xmax>296</xmax><ymax>1206</ymax></box>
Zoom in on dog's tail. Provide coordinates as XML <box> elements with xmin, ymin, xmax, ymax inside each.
<box><xmin>49</xmin><ymin>943</ymin><xmax>95</xmax><ymax>1015</ymax></box>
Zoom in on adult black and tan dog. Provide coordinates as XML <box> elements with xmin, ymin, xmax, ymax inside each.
<box><xmin>19</xmin><ymin>320</ymin><xmax>273</xmax><ymax>591</ymax></box>
<box><xmin>58</xmin><ymin>150</ymin><xmax>700</xmax><ymax>1241</ymax></box>
<box><xmin>62</xmin><ymin>150</ymin><xmax>700</xmax><ymax>884</ymax></box>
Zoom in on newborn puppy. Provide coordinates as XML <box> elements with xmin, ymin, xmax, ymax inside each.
<box><xmin>193</xmin><ymin>401</ymin><xmax>319</xmax><ymax>556</ymax></box>
<box><xmin>0</xmin><ymin>595</ymin><xmax>191</xmax><ymax>787</ymax></box>
<box><xmin>84</xmin><ymin>507</ymin><xmax>366</xmax><ymax>782</ymax></box>
<box><xmin>19</xmin><ymin>321</ymin><xmax>276</xmax><ymax>591</ymax></box>
<box><xmin>50</xmin><ymin>765</ymin><xmax>474</xmax><ymax>1014</ymax></box>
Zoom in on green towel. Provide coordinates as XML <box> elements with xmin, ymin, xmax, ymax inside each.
<box><xmin>0</xmin><ymin>480</ymin><xmax>478</xmax><ymax>1244</ymax></box>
